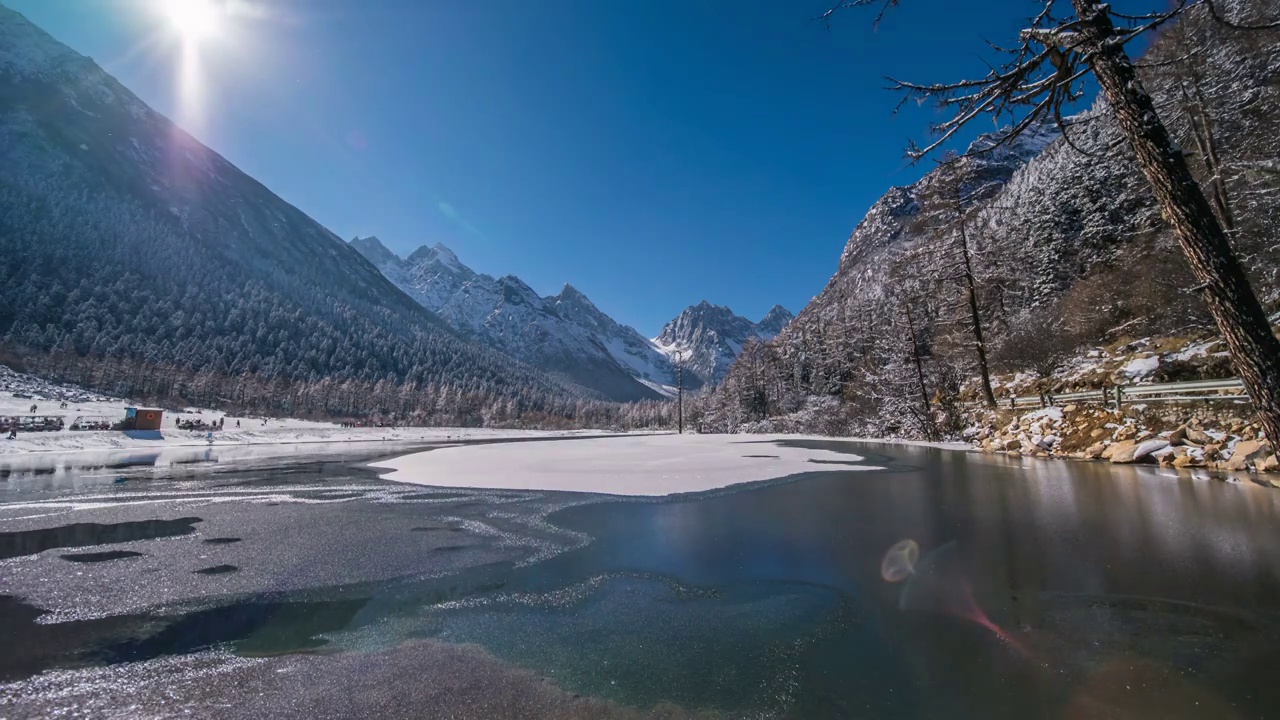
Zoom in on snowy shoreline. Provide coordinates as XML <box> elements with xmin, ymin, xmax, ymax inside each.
<box><xmin>0</xmin><ymin>426</ymin><xmax>623</xmax><ymax>458</ymax></box>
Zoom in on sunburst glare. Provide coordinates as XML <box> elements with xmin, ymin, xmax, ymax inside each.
<box><xmin>159</xmin><ymin>0</ymin><xmax>223</xmax><ymax>43</ymax></box>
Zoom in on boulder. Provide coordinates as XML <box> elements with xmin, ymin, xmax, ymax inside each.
<box><xmin>1168</xmin><ymin>426</ymin><xmax>1188</xmax><ymax>445</ymax></box>
<box><xmin>1260</xmin><ymin>454</ymin><xmax>1279</xmax><ymax>473</ymax></box>
<box><xmin>1173</xmin><ymin>454</ymin><xmax>1205</xmax><ymax>469</ymax></box>
<box><xmin>1226</xmin><ymin>440</ymin><xmax>1272</xmax><ymax>471</ymax></box>
<box><xmin>1114</xmin><ymin>425</ymin><xmax>1138</xmax><ymax>442</ymax></box>
<box><xmin>1102</xmin><ymin>439</ymin><xmax>1136</xmax><ymax>461</ymax></box>
<box><xmin>1064</xmin><ymin>404</ymin><xmax>1078</xmax><ymax>413</ymax></box>
<box><xmin>1111</xmin><ymin>439</ymin><xmax>1169</xmax><ymax>464</ymax></box>
<box><xmin>1084</xmin><ymin>442</ymin><xmax>1107</xmax><ymax>459</ymax></box>
<box><xmin>1090</xmin><ymin>428</ymin><xmax>1108</xmax><ymax>440</ymax></box>
<box><xmin>1185</xmin><ymin>427</ymin><xmax>1215</xmax><ymax>446</ymax></box>
<box><xmin>1003</xmin><ymin>438</ymin><xmax>1022</xmax><ymax>452</ymax></box>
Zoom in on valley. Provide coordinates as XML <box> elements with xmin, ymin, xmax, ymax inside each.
<box><xmin>3</xmin><ymin>0</ymin><xmax>1280</xmax><ymax>718</ymax></box>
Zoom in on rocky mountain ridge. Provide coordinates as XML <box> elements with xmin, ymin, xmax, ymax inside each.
<box><xmin>350</xmin><ymin>237</ymin><xmax>793</xmax><ymax>396</ymax></box>
<box><xmin>653</xmin><ymin>301</ymin><xmax>794</xmax><ymax>386</ymax></box>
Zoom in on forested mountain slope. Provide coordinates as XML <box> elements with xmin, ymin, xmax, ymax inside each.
<box><xmin>702</xmin><ymin>2</ymin><xmax>1280</xmax><ymax>437</ymax></box>
<box><xmin>0</xmin><ymin>4</ymin><xmax>605</xmax><ymax>421</ymax></box>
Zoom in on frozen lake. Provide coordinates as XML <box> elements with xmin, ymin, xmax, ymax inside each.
<box><xmin>2</xmin><ymin>436</ymin><xmax>1279</xmax><ymax>718</ymax></box>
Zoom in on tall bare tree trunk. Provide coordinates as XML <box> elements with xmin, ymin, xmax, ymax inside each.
<box><xmin>1074</xmin><ymin>0</ymin><xmax>1280</xmax><ymax>444</ymax></box>
<box><xmin>904</xmin><ymin>304</ymin><xmax>937</xmax><ymax>440</ymax></box>
<box><xmin>959</xmin><ymin>218</ymin><xmax>997</xmax><ymax>407</ymax></box>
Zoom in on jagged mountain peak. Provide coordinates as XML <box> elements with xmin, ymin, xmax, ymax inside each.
<box><xmin>557</xmin><ymin>282</ymin><xmax>588</xmax><ymax>300</ymax></box>
<box><xmin>497</xmin><ymin>274</ymin><xmax>539</xmax><ymax>296</ymax></box>
<box><xmin>347</xmin><ymin>234</ymin><xmax>785</xmax><ymax>395</ymax></box>
<box><xmin>405</xmin><ymin>241</ymin><xmax>464</xmax><ymax>270</ymax></box>
<box><xmin>759</xmin><ymin>304</ymin><xmax>792</xmax><ymax>322</ymax></box>
<box><xmin>755</xmin><ymin>305</ymin><xmax>794</xmax><ymax>339</ymax></box>
<box><xmin>550</xmin><ymin>283</ymin><xmax>606</xmax><ymax>320</ymax></box>
<box><xmin>349</xmin><ymin>235</ymin><xmax>401</xmax><ymax>268</ymax></box>
<box><xmin>653</xmin><ymin>302</ymin><xmax>759</xmax><ymax>386</ymax></box>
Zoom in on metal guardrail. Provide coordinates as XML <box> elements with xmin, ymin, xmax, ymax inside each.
<box><xmin>975</xmin><ymin>377</ymin><xmax>1248</xmax><ymax>411</ymax></box>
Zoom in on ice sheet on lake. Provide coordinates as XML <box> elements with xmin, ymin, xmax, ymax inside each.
<box><xmin>370</xmin><ymin>434</ymin><xmax>879</xmax><ymax>496</ymax></box>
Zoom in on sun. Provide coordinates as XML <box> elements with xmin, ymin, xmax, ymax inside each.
<box><xmin>160</xmin><ymin>0</ymin><xmax>222</xmax><ymax>43</ymax></box>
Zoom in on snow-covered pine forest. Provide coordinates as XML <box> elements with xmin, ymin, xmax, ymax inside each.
<box><xmin>695</xmin><ymin>1</ymin><xmax>1280</xmax><ymax>438</ymax></box>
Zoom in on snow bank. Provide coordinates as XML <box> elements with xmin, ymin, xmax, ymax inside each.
<box><xmin>0</xmin><ymin>367</ymin><xmax>612</xmax><ymax>456</ymax></box>
<box><xmin>370</xmin><ymin>434</ymin><xmax>880</xmax><ymax>496</ymax></box>
<box><xmin>0</xmin><ymin>423</ymin><xmax>612</xmax><ymax>457</ymax></box>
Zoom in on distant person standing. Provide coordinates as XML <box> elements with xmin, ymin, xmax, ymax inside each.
<box><xmin>236</xmin><ymin>419</ymin><xmax>241</xmax><ymax>428</ymax></box>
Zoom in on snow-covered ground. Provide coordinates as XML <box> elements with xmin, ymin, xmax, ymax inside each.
<box><xmin>1</xmin><ymin>424</ymin><xmax>615</xmax><ymax>456</ymax></box>
<box><xmin>0</xmin><ymin>366</ymin><xmax>609</xmax><ymax>456</ymax></box>
<box><xmin>370</xmin><ymin>434</ymin><xmax>881</xmax><ymax>496</ymax></box>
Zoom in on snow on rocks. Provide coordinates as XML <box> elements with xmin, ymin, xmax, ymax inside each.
<box><xmin>969</xmin><ymin>399</ymin><xmax>1278</xmax><ymax>483</ymax></box>
<box><xmin>370</xmin><ymin>434</ymin><xmax>880</xmax><ymax>496</ymax></box>
<box><xmin>1121</xmin><ymin>356</ymin><xmax>1160</xmax><ymax>379</ymax></box>
<box><xmin>963</xmin><ymin>332</ymin><xmax>1278</xmax><ymax>482</ymax></box>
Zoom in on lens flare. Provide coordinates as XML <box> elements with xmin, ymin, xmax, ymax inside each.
<box><xmin>880</xmin><ymin>539</ymin><xmax>919</xmax><ymax>582</ymax></box>
<box><xmin>890</xmin><ymin>540</ymin><xmax>1035</xmax><ymax>660</ymax></box>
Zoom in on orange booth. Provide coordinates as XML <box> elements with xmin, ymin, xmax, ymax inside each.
<box><xmin>124</xmin><ymin>407</ymin><xmax>164</xmax><ymax>431</ymax></box>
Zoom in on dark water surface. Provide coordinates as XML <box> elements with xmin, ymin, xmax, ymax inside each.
<box><xmin>2</xmin><ymin>439</ymin><xmax>1279</xmax><ymax>719</ymax></box>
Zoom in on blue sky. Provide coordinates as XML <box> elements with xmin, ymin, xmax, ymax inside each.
<box><xmin>7</xmin><ymin>0</ymin><xmax>1149</xmax><ymax>335</ymax></box>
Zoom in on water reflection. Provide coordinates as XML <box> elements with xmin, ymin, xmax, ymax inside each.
<box><xmin>456</xmin><ymin>440</ymin><xmax>1280</xmax><ymax>716</ymax></box>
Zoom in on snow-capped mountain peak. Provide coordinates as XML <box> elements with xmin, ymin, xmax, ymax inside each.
<box><xmin>652</xmin><ymin>301</ymin><xmax>793</xmax><ymax>385</ymax></box>
<box><xmin>349</xmin><ymin>237</ymin><xmax>789</xmax><ymax>395</ymax></box>
<box><xmin>406</xmin><ymin>242</ymin><xmax>463</xmax><ymax>271</ymax></box>
<box><xmin>754</xmin><ymin>305</ymin><xmax>795</xmax><ymax>340</ymax></box>
<box><xmin>350</xmin><ymin>236</ymin><xmax>401</xmax><ymax>269</ymax></box>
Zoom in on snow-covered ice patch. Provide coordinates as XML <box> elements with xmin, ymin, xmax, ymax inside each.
<box><xmin>370</xmin><ymin>434</ymin><xmax>880</xmax><ymax>496</ymax></box>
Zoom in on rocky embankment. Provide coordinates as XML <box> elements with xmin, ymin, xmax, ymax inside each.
<box><xmin>966</xmin><ymin>404</ymin><xmax>1277</xmax><ymax>486</ymax></box>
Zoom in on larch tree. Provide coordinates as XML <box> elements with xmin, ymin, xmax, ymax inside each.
<box><xmin>910</xmin><ymin>165</ymin><xmax>1003</xmax><ymax>407</ymax></box>
<box><xmin>823</xmin><ymin>0</ymin><xmax>1280</xmax><ymax>444</ymax></box>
